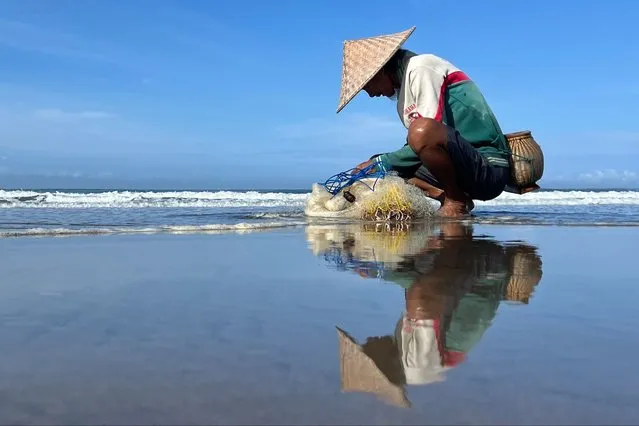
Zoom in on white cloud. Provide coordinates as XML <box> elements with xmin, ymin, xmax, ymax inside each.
<box><xmin>43</xmin><ymin>170</ymin><xmax>84</xmax><ymax>178</ymax></box>
<box><xmin>0</xmin><ymin>18</ymin><xmax>122</xmax><ymax>65</ymax></box>
<box><xmin>241</xmin><ymin>113</ymin><xmax>406</xmax><ymax>178</ymax></box>
<box><xmin>277</xmin><ymin>113</ymin><xmax>401</xmax><ymax>142</ymax></box>
<box><xmin>0</xmin><ymin>103</ymin><xmax>201</xmax><ymax>157</ymax></box>
<box><xmin>578</xmin><ymin>169</ymin><xmax>638</xmax><ymax>183</ymax></box>
<box><xmin>0</xmin><ymin>18</ymin><xmax>181</xmax><ymax>79</ymax></box>
<box><xmin>273</xmin><ymin>112</ymin><xmax>405</xmax><ymax>160</ymax></box>
<box><xmin>259</xmin><ymin>113</ymin><xmax>407</xmax><ymax>170</ymax></box>
<box><xmin>33</xmin><ymin>108</ymin><xmax>116</xmax><ymax>122</ymax></box>
<box><xmin>542</xmin><ymin>130</ymin><xmax>639</xmax><ymax>156</ymax></box>
<box><xmin>0</xmin><ymin>13</ymin><xmax>265</xmax><ymax>79</ymax></box>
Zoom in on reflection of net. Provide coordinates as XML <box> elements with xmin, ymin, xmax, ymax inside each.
<box><xmin>305</xmin><ymin>222</ymin><xmax>436</xmax><ymax>271</ymax></box>
<box><xmin>359</xmin><ymin>229</ymin><xmax>414</xmax><ymax>257</ymax></box>
<box><xmin>361</xmin><ymin>221</ymin><xmax>413</xmax><ymax>233</ymax></box>
<box><xmin>322</xmin><ymin>246</ymin><xmax>388</xmax><ymax>279</ymax></box>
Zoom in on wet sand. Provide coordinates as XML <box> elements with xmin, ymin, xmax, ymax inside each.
<box><xmin>1</xmin><ymin>223</ymin><xmax>638</xmax><ymax>425</ymax></box>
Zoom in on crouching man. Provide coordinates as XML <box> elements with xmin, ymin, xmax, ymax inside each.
<box><xmin>337</xmin><ymin>26</ymin><xmax>512</xmax><ymax>217</ymax></box>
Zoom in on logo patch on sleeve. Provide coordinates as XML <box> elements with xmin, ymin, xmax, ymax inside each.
<box><xmin>404</xmin><ymin>103</ymin><xmax>417</xmax><ymax>115</ymax></box>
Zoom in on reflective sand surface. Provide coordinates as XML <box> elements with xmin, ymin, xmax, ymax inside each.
<box><xmin>1</xmin><ymin>222</ymin><xmax>638</xmax><ymax>425</ymax></box>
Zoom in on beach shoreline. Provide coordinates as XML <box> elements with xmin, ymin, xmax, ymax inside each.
<box><xmin>1</xmin><ymin>223</ymin><xmax>638</xmax><ymax>425</ymax></box>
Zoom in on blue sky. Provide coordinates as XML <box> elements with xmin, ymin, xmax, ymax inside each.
<box><xmin>0</xmin><ymin>0</ymin><xmax>637</xmax><ymax>190</ymax></box>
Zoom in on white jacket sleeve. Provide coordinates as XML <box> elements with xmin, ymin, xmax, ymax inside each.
<box><xmin>406</xmin><ymin>66</ymin><xmax>446</xmax><ymax>122</ymax></box>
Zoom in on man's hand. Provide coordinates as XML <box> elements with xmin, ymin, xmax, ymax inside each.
<box><xmin>354</xmin><ymin>159</ymin><xmax>373</xmax><ymax>172</ymax></box>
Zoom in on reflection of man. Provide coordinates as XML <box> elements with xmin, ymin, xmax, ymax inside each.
<box><xmin>317</xmin><ymin>222</ymin><xmax>543</xmax><ymax>407</ymax></box>
<box><xmin>388</xmin><ymin>222</ymin><xmax>512</xmax><ymax>385</ymax></box>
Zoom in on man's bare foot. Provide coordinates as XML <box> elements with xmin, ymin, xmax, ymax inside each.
<box><xmin>418</xmin><ymin>189</ymin><xmax>473</xmax><ymax>213</ymax></box>
<box><xmin>436</xmin><ymin>199</ymin><xmax>470</xmax><ymax>218</ymax></box>
<box><xmin>436</xmin><ymin>194</ymin><xmax>473</xmax><ymax>212</ymax></box>
<box><xmin>407</xmin><ymin>177</ymin><xmax>475</xmax><ymax>213</ymax></box>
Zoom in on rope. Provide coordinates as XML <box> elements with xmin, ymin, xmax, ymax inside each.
<box><xmin>496</xmin><ymin>147</ymin><xmax>537</xmax><ymax>186</ymax></box>
<box><xmin>322</xmin><ymin>162</ymin><xmax>387</xmax><ymax>196</ymax></box>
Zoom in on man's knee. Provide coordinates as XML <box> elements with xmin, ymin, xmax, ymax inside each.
<box><xmin>407</xmin><ymin>118</ymin><xmax>448</xmax><ymax>154</ymax></box>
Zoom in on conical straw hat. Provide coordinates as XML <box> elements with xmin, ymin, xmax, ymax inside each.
<box><xmin>336</xmin><ymin>26</ymin><xmax>416</xmax><ymax>113</ymax></box>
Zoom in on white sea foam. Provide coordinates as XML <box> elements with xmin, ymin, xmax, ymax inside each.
<box><xmin>0</xmin><ymin>222</ymin><xmax>304</xmax><ymax>238</ymax></box>
<box><xmin>476</xmin><ymin>190</ymin><xmax>639</xmax><ymax>206</ymax></box>
<box><xmin>0</xmin><ymin>190</ymin><xmax>308</xmax><ymax>208</ymax></box>
<box><xmin>1</xmin><ymin>189</ymin><xmax>639</xmax><ymax>209</ymax></box>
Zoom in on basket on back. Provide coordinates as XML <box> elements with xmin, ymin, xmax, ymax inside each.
<box><xmin>504</xmin><ymin>130</ymin><xmax>544</xmax><ymax>194</ymax></box>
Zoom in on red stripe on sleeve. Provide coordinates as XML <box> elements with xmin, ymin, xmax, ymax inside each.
<box><xmin>433</xmin><ymin>318</ymin><xmax>467</xmax><ymax>367</ymax></box>
<box><xmin>434</xmin><ymin>71</ymin><xmax>471</xmax><ymax>122</ymax></box>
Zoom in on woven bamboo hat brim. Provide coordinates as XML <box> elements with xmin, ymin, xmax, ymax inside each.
<box><xmin>336</xmin><ymin>26</ymin><xmax>416</xmax><ymax>113</ymax></box>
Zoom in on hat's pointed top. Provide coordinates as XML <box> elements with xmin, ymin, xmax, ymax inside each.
<box><xmin>336</xmin><ymin>26</ymin><xmax>416</xmax><ymax>113</ymax></box>
<box><xmin>336</xmin><ymin>326</ymin><xmax>411</xmax><ymax>408</ymax></box>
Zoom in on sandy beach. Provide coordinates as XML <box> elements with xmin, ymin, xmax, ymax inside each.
<box><xmin>1</xmin><ymin>222</ymin><xmax>638</xmax><ymax>425</ymax></box>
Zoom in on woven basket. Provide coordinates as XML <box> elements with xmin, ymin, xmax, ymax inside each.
<box><xmin>505</xmin><ymin>131</ymin><xmax>544</xmax><ymax>189</ymax></box>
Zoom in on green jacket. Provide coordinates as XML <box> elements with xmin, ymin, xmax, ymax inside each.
<box><xmin>376</xmin><ymin>51</ymin><xmax>511</xmax><ymax>177</ymax></box>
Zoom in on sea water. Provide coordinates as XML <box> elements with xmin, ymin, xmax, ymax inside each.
<box><xmin>1</xmin><ymin>188</ymin><xmax>639</xmax><ymax>237</ymax></box>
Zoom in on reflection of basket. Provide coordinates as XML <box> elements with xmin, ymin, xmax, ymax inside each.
<box><xmin>505</xmin><ymin>245</ymin><xmax>543</xmax><ymax>304</ymax></box>
<box><xmin>505</xmin><ymin>131</ymin><xmax>544</xmax><ymax>190</ymax></box>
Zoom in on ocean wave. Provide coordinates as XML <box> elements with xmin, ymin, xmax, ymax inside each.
<box><xmin>477</xmin><ymin>190</ymin><xmax>639</xmax><ymax>206</ymax></box>
<box><xmin>0</xmin><ymin>221</ymin><xmax>305</xmax><ymax>238</ymax></box>
<box><xmin>0</xmin><ymin>190</ymin><xmax>309</xmax><ymax>208</ymax></box>
<box><xmin>1</xmin><ymin>189</ymin><xmax>639</xmax><ymax>209</ymax></box>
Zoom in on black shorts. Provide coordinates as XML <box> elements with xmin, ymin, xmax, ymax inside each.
<box><xmin>414</xmin><ymin>126</ymin><xmax>511</xmax><ymax>201</ymax></box>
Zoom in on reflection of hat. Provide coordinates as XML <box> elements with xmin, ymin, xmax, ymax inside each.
<box><xmin>336</xmin><ymin>326</ymin><xmax>410</xmax><ymax>408</ymax></box>
<box><xmin>336</xmin><ymin>26</ymin><xmax>416</xmax><ymax>113</ymax></box>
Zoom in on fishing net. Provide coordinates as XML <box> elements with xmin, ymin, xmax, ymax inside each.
<box><xmin>305</xmin><ymin>168</ymin><xmax>435</xmax><ymax>221</ymax></box>
<box><xmin>359</xmin><ymin>178</ymin><xmax>419</xmax><ymax>221</ymax></box>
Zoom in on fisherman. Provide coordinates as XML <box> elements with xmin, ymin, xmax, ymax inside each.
<box><xmin>336</xmin><ymin>26</ymin><xmax>512</xmax><ymax>217</ymax></box>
